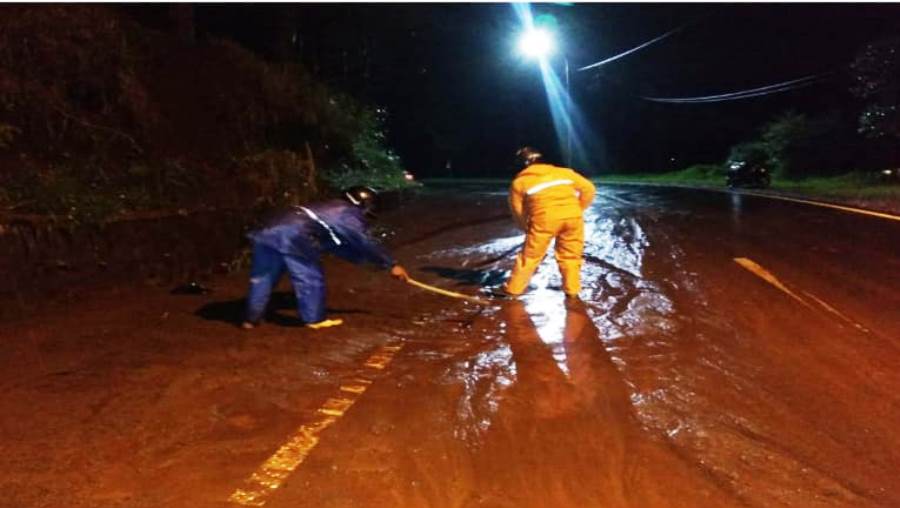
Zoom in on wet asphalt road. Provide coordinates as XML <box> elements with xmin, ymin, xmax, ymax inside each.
<box><xmin>1</xmin><ymin>183</ymin><xmax>898</xmax><ymax>507</ymax></box>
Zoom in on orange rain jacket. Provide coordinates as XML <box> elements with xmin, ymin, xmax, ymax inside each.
<box><xmin>508</xmin><ymin>163</ymin><xmax>596</xmax><ymax>229</ymax></box>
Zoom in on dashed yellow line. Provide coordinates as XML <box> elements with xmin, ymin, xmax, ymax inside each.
<box><xmin>364</xmin><ymin>343</ymin><xmax>403</xmax><ymax>369</ymax></box>
<box><xmin>802</xmin><ymin>290</ymin><xmax>870</xmax><ymax>334</ymax></box>
<box><xmin>734</xmin><ymin>257</ymin><xmax>871</xmax><ymax>334</ymax></box>
<box><xmin>733</xmin><ymin>190</ymin><xmax>900</xmax><ymax>222</ymax></box>
<box><xmin>733</xmin><ymin>257</ymin><xmax>813</xmax><ymax>309</ymax></box>
<box><xmin>228</xmin><ymin>341</ymin><xmax>404</xmax><ymax>506</ymax></box>
<box><xmin>608</xmin><ymin>182</ymin><xmax>900</xmax><ymax>222</ymax></box>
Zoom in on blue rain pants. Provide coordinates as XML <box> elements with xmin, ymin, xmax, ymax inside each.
<box><xmin>244</xmin><ymin>243</ymin><xmax>325</xmax><ymax>324</ymax></box>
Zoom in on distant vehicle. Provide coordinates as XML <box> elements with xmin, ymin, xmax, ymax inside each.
<box><xmin>402</xmin><ymin>170</ymin><xmax>423</xmax><ymax>187</ymax></box>
<box><xmin>726</xmin><ymin>160</ymin><xmax>771</xmax><ymax>189</ymax></box>
<box><xmin>880</xmin><ymin>168</ymin><xmax>900</xmax><ymax>183</ymax></box>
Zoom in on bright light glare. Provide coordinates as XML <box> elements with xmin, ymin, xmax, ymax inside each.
<box><xmin>519</xmin><ymin>28</ymin><xmax>554</xmax><ymax>59</ymax></box>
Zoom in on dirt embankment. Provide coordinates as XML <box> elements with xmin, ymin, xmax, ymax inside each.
<box><xmin>0</xmin><ymin>189</ymin><xmax>417</xmax><ymax>322</ymax></box>
<box><xmin>0</xmin><ymin>209</ymin><xmax>251</xmax><ymax>321</ymax></box>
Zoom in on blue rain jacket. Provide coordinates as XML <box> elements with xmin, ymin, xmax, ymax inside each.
<box><xmin>247</xmin><ymin>200</ymin><xmax>395</xmax><ymax>268</ymax></box>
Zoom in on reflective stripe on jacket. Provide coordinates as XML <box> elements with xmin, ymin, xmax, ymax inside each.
<box><xmin>247</xmin><ymin>199</ymin><xmax>395</xmax><ymax>268</ymax></box>
<box><xmin>508</xmin><ymin>163</ymin><xmax>596</xmax><ymax>229</ymax></box>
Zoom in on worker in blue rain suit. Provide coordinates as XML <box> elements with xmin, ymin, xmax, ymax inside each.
<box><xmin>241</xmin><ymin>186</ymin><xmax>409</xmax><ymax>330</ymax></box>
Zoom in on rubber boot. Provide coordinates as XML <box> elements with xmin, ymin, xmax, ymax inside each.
<box><xmin>306</xmin><ymin>318</ymin><xmax>344</xmax><ymax>330</ymax></box>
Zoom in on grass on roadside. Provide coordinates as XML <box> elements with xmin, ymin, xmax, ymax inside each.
<box><xmin>601</xmin><ymin>164</ymin><xmax>723</xmax><ymax>186</ymax></box>
<box><xmin>425</xmin><ymin>166</ymin><xmax>900</xmax><ymax>205</ymax></box>
<box><xmin>770</xmin><ymin>173</ymin><xmax>900</xmax><ymax>200</ymax></box>
<box><xmin>602</xmin><ymin>166</ymin><xmax>900</xmax><ymax>209</ymax></box>
<box><xmin>422</xmin><ymin>177</ymin><xmax>508</xmax><ymax>184</ymax></box>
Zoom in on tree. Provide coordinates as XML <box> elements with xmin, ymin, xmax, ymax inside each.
<box><xmin>760</xmin><ymin>112</ymin><xmax>809</xmax><ymax>177</ymax></box>
<box><xmin>729</xmin><ymin>110</ymin><xmax>856</xmax><ymax>178</ymax></box>
<box><xmin>850</xmin><ymin>37</ymin><xmax>900</xmax><ymax>140</ymax></box>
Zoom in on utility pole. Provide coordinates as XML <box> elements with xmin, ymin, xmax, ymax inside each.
<box><xmin>565</xmin><ymin>56</ymin><xmax>572</xmax><ymax>168</ymax></box>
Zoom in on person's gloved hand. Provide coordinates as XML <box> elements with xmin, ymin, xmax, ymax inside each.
<box><xmin>390</xmin><ymin>264</ymin><xmax>410</xmax><ymax>282</ymax></box>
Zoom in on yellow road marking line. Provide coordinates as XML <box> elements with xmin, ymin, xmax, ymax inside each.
<box><xmin>339</xmin><ymin>378</ymin><xmax>372</xmax><ymax>394</ymax></box>
<box><xmin>733</xmin><ymin>190</ymin><xmax>900</xmax><ymax>222</ymax></box>
<box><xmin>364</xmin><ymin>344</ymin><xmax>403</xmax><ymax>369</ymax></box>
<box><xmin>802</xmin><ymin>290</ymin><xmax>871</xmax><ymax>334</ymax></box>
<box><xmin>733</xmin><ymin>257</ymin><xmax>813</xmax><ymax>309</ymax></box>
<box><xmin>734</xmin><ymin>257</ymin><xmax>872</xmax><ymax>334</ymax></box>
<box><xmin>607</xmin><ymin>182</ymin><xmax>900</xmax><ymax>222</ymax></box>
<box><xmin>228</xmin><ymin>341</ymin><xmax>404</xmax><ymax>506</ymax></box>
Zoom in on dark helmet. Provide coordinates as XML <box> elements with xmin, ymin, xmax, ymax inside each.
<box><xmin>516</xmin><ymin>146</ymin><xmax>543</xmax><ymax>168</ymax></box>
<box><xmin>343</xmin><ymin>185</ymin><xmax>378</xmax><ymax>212</ymax></box>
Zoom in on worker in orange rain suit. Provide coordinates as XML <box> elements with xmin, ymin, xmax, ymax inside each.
<box><xmin>503</xmin><ymin>146</ymin><xmax>596</xmax><ymax>298</ymax></box>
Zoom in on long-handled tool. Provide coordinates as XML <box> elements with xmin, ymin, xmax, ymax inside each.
<box><xmin>405</xmin><ymin>278</ymin><xmax>492</xmax><ymax>305</ymax></box>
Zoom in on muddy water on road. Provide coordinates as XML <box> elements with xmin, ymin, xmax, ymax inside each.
<box><xmin>272</xmin><ymin>295</ymin><xmax>736</xmax><ymax>507</ymax></box>
<box><xmin>573</xmin><ymin>187</ymin><xmax>900</xmax><ymax>508</ymax></box>
<box><xmin>3</xmin><ymin>185</ymin><xmax>898</xmax><ymax>507</ymax></box>
<box><xmin>291</xmin><ymin>185</ymin><xmax>899</xmax><ymax>507</ymax></box>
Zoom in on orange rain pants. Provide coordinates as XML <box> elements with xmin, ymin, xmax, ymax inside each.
<box><xmin>505</xmin><ymin>215</ymin><xmax>585</xmax><ymax>296</ymax></box>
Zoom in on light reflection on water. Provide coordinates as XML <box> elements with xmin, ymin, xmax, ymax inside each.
<box><xmin>523</xmin><ymin>289</ymin><xmax>570</xmax><ymax>377</ymax></box>
<box><xmin>582</xmin><ymin>206</ymin><xmax>648</xmax><ymax>279</ymax></box>
<box><xmin>426</xmin><ymin>187</ymin><xmax>693</xmax><ymax>430</ymax></box>
<box><xmin>414</xmin><ymin>186</ymin><xmax>886</xmax><ymax>504</ymax></box>
<box><xmin>428</xmin><ymin>234</ymin><xmax>524</xmax><ymax>264</ymax></box>
<box><xmin>730</xmin><ymin>192</ymin><xmax>743</xmax><ymax>231</ymax></box>
<box><xmin>447</xmin><ymin>342</ymin><xmax>516</xmax><ymax>445</ymax></box>
<box><xmin>425</xmin><ymin>185</ymin><xmax>689</xmax><ymax>364</ymax></box>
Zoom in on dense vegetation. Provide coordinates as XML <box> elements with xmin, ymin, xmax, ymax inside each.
<box><xmin>710</xmin><ymin>37</ymin><xmax>900</xmax><ymax>184</ymax></box>
<box><xmin>0</xmin><ymin>5</ymin><xmax>407</xmax><ymax>223</ymax></box>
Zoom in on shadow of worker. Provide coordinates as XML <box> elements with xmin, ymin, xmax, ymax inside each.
<box><xmin>468</xmin><ymin>298</ymin><xmax>633</xmax><ymax>508</ymax></box>
<box><xmin>470</xmin><ymin>298</ymin><xmax>744</xmax><ymax>508</ymax></box>
<box><xmin>194</xmin><ymin>292</ymin><xmax>369</xmax><ymax>327</ymax></box>
<box><xmin>194</xmin><ymin>292</ymin><xmax>300</xmax><ymax>327</ymax></box>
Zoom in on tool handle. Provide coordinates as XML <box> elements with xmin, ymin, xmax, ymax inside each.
<box><xmin>405</xmin><ymin>278</ymin><xmax>491</xmax><ymax>305</ymax></box>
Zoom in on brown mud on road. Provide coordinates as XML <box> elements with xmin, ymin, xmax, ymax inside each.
<box><xmin>1</xmin><ymin>184</ymin><xmax>898</xmax><ymax>507</ymax></box>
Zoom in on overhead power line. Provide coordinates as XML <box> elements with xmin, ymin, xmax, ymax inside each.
<box><xmin>577</xmin><ymin>9</ymin><xmax>720</xmax><ymax>73</ymax></box>
<box><xmin>641</xmin><ymin>72</ymin><xmax>832</xmax><ymax>104</ymax></box>
<box><xmin>578</xmin><ymin>23</ymin><xmax>689</xmax><ymax>72</ymax></box>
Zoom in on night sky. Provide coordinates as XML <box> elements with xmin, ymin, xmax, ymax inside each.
<box><xmin>184</xmin><ymin>3</ymin><xmax>900</xmax><ymax>177</ymax></box>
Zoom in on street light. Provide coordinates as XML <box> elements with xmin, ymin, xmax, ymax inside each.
<box><xmin>518</xmin><ymin>28</ymin><xmax>555</xmax><ymax>60</ymax></box>
<box><xmin>517</xmin><ymin>27</ymin><xmax>573</xmax><ymax>167</ymax></box>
